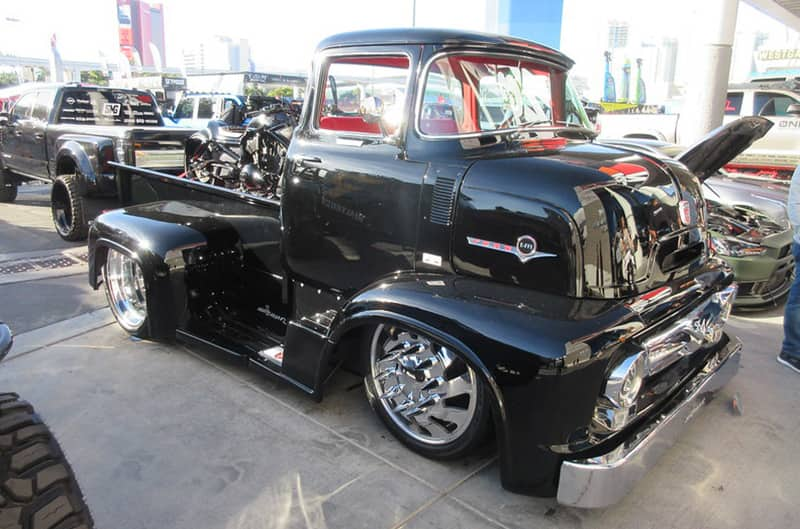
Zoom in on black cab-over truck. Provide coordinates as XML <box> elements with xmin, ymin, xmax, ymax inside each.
<box><xmin>87</xmin><ymin>29</ymin><xmax>771</xmax><ymax>507</ymax></box>
<box><xmin>0</xmin><ymin>83</ymin><xmax>194</xmax><ymax>240</ymax></box>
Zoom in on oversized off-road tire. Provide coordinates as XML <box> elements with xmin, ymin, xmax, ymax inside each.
<box><xmin>50</xmin><ymin>174</ymin><xmax>88</xmax><ymax>241</ymax></box>
<box><xmin>102</xmin><ymin>248</ymin><xmax>150</xmax><ymax>338</ymax></box>
<box><xmin>364</xmin><ymin>324</ymin><xmax>492</xmax><ymax>460</ymax></box>
<box><xmin>0</xmin><ymin>393</ymin><xmax>93</xmax><ymax>529</ymax></box>
<box><xmin>0</xmin><ymin>170</ymin><xmax>17</xmax><ymax>203</ymax></box>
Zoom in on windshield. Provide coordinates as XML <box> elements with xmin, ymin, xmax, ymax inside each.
<box><xmin>419</xmin><ymin>54</ymin><xmax>590</xmax><ymax>137</ymax></box>
<box><xmin>57</xmin><ymin>89</ymin><xmax>162</xmax><ymax>126</ymax></box>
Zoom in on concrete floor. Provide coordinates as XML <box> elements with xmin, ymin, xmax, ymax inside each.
<box><xmin>0</xmin><ymin>183</ymin><xmax>797</xmax><ymax>528</ymax></box>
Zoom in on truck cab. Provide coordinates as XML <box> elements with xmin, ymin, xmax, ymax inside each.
<box><xmin>88</xmin><ymin>29</ymin><xmax>770</xmax><ymax>508</ymax></box>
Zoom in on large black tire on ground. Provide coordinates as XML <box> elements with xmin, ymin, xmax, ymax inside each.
<box><xmin>0</xmin><ymin>170</ymin><xmax>17</xmax><ymax>203</ymax></box>
<box><xmin>50</xmin><ymin>174</ymin><xmax>88</xmax><ymax>241</ymax></box>
<box><xmin>0</xmin><ymin>393</ymin><xmax>93</xmax><ymax>529</ymax></box>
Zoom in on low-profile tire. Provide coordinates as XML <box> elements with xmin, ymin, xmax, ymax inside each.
<box><xmin>50</xmin><ymin>174</ymin><xmax>88</xmax><ymax>241</ymax></box>
<box><xmin>0</xmin><ymin>170</ymin><xmax>17</xmax><ymax>203</ymax></box>
<box><xmin>102</xmin><ymin>248</ymin><xmax>150</xmax><ymax>338</ymax></box>
<box><xmin>364</xmin><ymin>323</ymin><xmax>492</xmax><ymax>460</ymax></box>
<box><xmin>0</xmin><ymin>393</ymin><xmax>94</xmax><ymax>528</ymax></box>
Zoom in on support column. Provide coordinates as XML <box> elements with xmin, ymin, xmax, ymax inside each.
<box><xmin>677</xmin><ymin>0</ymin><xmax>738</xmax><ymax>145</ymax></box>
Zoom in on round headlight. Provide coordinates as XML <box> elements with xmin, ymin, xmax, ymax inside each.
<box><xmin>606</xmin><ymin>353</ymin><xmax>646</xmax><ymax>408</ymax></box>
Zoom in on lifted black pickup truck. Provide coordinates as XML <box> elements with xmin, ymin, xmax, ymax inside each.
<box><xmin>88</xmin><ymin>29</ymin><xmax>770</xmax><ymax>507</ymax></box>
<box><xmin>0</xmin><ymin>83</ymin><xmax>194</xmax><ymax>240</ymax></box>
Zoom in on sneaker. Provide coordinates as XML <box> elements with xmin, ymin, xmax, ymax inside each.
<box><xmin>777</xmin><ymin>352</ymin><xmax>800</xmax><ymax>374</ymax></box>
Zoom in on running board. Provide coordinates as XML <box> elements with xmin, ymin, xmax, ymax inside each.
<box><xmin>257</xmin><ymin>345</ymin><xmax>284</xmax><ymax>367</ymax></box>
<box><xmin>175</xmin><ymin>328</ymin><xmax>315</xmax><ymax>396</ymax></box>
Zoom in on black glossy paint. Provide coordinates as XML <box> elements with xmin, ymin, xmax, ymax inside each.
<box><xmin>87</xmin><ymin>29</ymin><xmax>764</xmax><ymax>497</ymax></box>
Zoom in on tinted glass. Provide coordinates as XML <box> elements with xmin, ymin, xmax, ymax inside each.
<box><xmin>33</xmin><ymin>90</ymin><xmax>55</xmax><ymax>121</ymax></box>
<box><xmin>57</xmin><ymin>89</ymin><xmax>162</xmax><ymax>125</ymax></box>
<box><xmin>11</xmin><ymin>92</ymin><xmax>35</xmax><ymax>120</ymax></box>
<box><xmin>197</xmin><ymin>97</ymin><xmax>214</xmax><ymax>119</ymax></box>
<box><xmin>174</xmin><ymin>98</ymin><xmax>194</xmax><ymax>119</ymax></box>
<box><xmin>724</xmin><ymin>92</ymin><xmax>742</xmax><ymax>115</ymax></box>
<box><xmin>754</xmin><ymin>92</ymin><xmax>798</xmax><ymax>117</ymax></box>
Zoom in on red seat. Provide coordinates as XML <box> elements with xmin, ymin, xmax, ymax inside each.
<box><xmin>319</xmin><ymin>115</ymin><xmax>381</xmax><ymax>134</ymax></box>
<box><xmin>420</xmin><ymin>118</ymin><xmax>459</xmax><ymax>135</ymax></box>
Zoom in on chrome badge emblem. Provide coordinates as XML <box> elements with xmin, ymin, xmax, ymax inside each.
<box><xmin>467</xmin><ymin>235</ymin><xmax>556</xmax><ymax>263</ymax></box>
<box><xmin>678</xmin><ymin>200</ymin><xmax>692</xmax><ymax>226</ymax></box>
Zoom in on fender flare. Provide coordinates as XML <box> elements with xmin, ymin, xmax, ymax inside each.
<box><xmin>55</xmin><ymin>140</ymin><xmax>103</xmax><ymax>196</ymax></box>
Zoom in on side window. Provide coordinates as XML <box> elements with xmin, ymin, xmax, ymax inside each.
<box><xmin>317</xmin><ymin>55</ymin><xmax>409</xmax><ymax>135</ymax></box>
<box><xmin>197</xmin><ymin>97</ymin><xmax>214</xmax><ymax>119</ymax></box>
<box><xmin>32</xmin><ymin>90</ymin><xmax>55</xmax><ymax>121</ymax></box>
<box><xmin>173</xmin><ymin>98</ymin><xmax>194</xmax><ymax>119</ymax></box>
<box><xmin>724</xmin><ymin>92</ymin><xmax>743</xmax><ymax>116</ymax></box>
<box><xmin>11</xmin><ymin>93</ymin><xmax>35</xmax><ymax>120</ymax></box>
<box><xmin>754</xmin><ymin>92</ymin><xmax>796</xmax><ymax>116</ymax></box>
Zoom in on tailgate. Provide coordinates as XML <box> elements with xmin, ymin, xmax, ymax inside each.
<box><xmin>129</xmin><ymin>128</ymin><xmax>194</xmax><ymax>171</ymax></box>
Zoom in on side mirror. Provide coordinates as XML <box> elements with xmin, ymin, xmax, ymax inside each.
<box><xmin>787</xmin><ymin>103</ymin><xmax>800</xmax><ymax>116</ymax></box>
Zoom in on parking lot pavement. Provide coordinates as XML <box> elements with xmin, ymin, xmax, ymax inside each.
<box><xmin>0</xmin><ymin>182</ymin><xmax>106</xmax><ymax>333</ymax></box>
<box><xmin>0</xmin><ymin>309</ymin><xmax>796</xmax><ymax>529</ymax></box>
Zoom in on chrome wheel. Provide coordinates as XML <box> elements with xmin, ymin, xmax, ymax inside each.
<box><xmin>103</xmin><ymin>249</ymin><xmax>147</xmax><ymax>332</ymax></box>
<box><xmin>368</xmin><ymin>325</ymin><xmax>478</xmax><ymax>446</ymax></box>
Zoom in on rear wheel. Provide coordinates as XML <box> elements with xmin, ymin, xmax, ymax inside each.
<box><xmin>0</xmin><ymin>393</ymin><xmax>94</xmax><ymax>528</ymax></box>
<box><xmin>102</xmin><ymin>248</ymin><xmax>149</xmax><ymax>337</ymax></box>
<box><xmin>50</xmin><ymin>174</ymin><xmax>88</xmax><ymax>241</ymax></box>
<box><xmin>364</xmin><ymin>324</ymin><xmax>491</xmax><ymax>460</ymax></box>
<box><xmin>0</xmin><ymin>169</ymin><xmax>17</xmax><ymax>203</ymax></box>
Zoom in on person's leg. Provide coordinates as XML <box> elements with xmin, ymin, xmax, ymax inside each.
<box><xmin>779</xmin><ymin>241</ymin><xmax>800</xmax><ymax>373</ymax></box>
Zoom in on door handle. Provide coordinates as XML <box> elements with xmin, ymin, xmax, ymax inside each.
<box><xmin>293</xmin><ymin>155</ymin><xmax>323</xmax><ymax>166</ymax></box>
<box><xmin>34</xmin><ymin>132</ymin><xmax>44</xmax><ymax>140</ymax></box>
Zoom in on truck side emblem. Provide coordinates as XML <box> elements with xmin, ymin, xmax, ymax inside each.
<box><xmin>467</xmin><ymin>236</ymin><xmax>556</xmax><ymax>263</ymax></box>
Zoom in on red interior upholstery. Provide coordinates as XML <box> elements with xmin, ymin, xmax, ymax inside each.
<box><xmin>319</xmin><ymin>115</ymin><xmax>381</xmax><ymax>134</ymax></box>
<box><xmin>420</xmin><ymin>119</ymin><xmax>459</xmax><ymax>135</ymax></box>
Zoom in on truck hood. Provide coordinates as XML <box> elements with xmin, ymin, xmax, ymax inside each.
<box><xmin>453</xmin><ymin>142</ymin><xmax>709</xmax><ymax>299</ymax></box>
<box><xmin>677</xmin><ymin>116</ymin><xmax>773</xmax><ymax>179</ymax></box>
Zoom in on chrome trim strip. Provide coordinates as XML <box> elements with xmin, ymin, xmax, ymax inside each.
<box><xmin>556</xmin><ymin>337</ymin><xmax>741</xmax><ymax>508</ymax></box>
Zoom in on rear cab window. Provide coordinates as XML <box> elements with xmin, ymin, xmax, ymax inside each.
<box><xmin>317</xmin><ymin>55</ymin><xmax>410</xmax><ymax>136</ymax></box>
<box><xmin>57</xmin><ymin>89</ymin><xmax>162</xmax><ymax>126</ymax></box>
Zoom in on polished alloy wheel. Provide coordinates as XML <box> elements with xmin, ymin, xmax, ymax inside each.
<box><xmin>368</xmin><ymin>325</ymin><xmax>478</xmax><ymax>445</ymax></box>
<box><xmin>104</xmin><ymin>249</ymin><xmax>147</xmax><ymax>332</ymax></box>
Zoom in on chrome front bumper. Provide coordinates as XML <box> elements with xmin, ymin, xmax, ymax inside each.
<box><xmin>556</xmin><ymin>336</ymin><xmax>742</xmax><ymax>508</ymax></box>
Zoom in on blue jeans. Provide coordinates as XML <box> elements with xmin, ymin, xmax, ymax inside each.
<box><xmin>781</xmin><ymin>241</ymin><xmax>800</xmax><ymax>359</ymax></box>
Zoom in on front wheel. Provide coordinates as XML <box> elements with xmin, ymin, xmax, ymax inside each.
<box><xmin>51</xmin><ymin>174</ymin><xmax>88</xmax><ymax>241</ymax></box>
<box><xmin>102</xmin><ymin>248</ymin><xmax>149</xmax><ymax>337</ymax></box>
<box><xmin>364</xmin><ymin>324</ymin><xmax>491</xmax><ymax>460</ymax></box>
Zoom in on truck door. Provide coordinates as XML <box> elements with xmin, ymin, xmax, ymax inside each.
<box><xmin>283</xmin><ymin>52</ymin><xmax>427</xmax><ymax>294</ymax></box>
<box><xmin>2</xmin><ymin>92</ymin><xmax>36</xmax><ymax>176</ymax></box>
<box><xmin>27</xmin><ymin>89</ymin><xmax>54</xmax><ymax>177</ymax></box>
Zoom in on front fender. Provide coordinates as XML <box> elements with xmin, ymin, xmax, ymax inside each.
<box><xmin>328</xmin><ymin>273</ymin><xmax>636</xmax><ymax>494</ymax></box>
<box><xmin>88</xmin><ymin>203</ymin><xmax>209</xmax><ymax>338</ymax></box>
